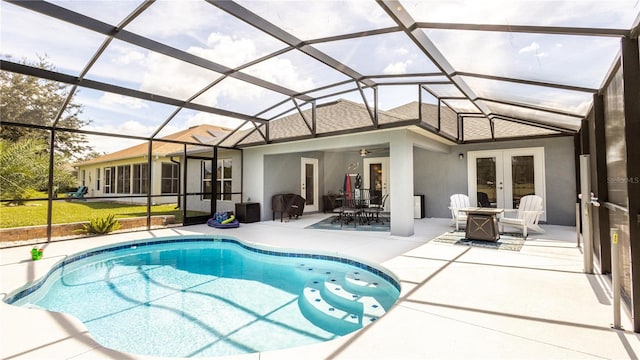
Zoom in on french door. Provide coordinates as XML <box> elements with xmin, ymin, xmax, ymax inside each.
<box><xmin>467</xmin><ymin>148</ymin><xmax>546</xmax><ymax>220</ymax></box>
<box><xmin>301</xmin><ymin>157</ymin><xmax>318</xmax><ymax>212</ymax></box>
<box><xmin>363</xmin><ymin>157</ymin><xmax>390</xmax><ymax>211</ymax></box>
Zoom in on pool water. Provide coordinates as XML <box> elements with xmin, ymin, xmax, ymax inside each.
<box><xmin>8</xmin><ymin>238</ymin><xmax>400</xmax><ymax>358</ymax></box>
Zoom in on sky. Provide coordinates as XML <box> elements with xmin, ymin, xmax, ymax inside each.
<box><xmin>1</xmin><ymin>0</ymin><xmax>639</xmax><ymax>154</ymax></box>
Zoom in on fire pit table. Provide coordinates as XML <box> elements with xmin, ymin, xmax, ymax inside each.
<box><xmin>460</xmin><ymin>208</ymin><xmax>505</xmax><ymax>241</ymax></box>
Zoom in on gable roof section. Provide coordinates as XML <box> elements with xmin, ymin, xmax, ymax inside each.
<box><xmin>76</xmin><ymin>124</ymin><xmax>230</xmax><ymax>166</ymax></box>
<box><xmin>387</xmin><ymin>102</ymin><xmax>458</xmax><ymax>138</ymax></box>
<box><xmin>235</xmin><ymin>99</ymin><xmax>415</xmax><ymax>146</ymax></box>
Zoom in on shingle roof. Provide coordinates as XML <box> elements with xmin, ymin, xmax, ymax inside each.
<box><xmin>75</xmin><ymin>124</ymin><xmax>230</xmax><ymax>166</ymax></box>
<box><xmin>76</xmin><ymin>101</ymin><xmax>561</xmax><ymax>161</ymax></box>
<box><xmin>235</xmin><ymin>99</ymin><xmax>416</xmax><ymax>146</ymax></box>
<box><xmin>387</xmin><ymin>102</ymin><xmax>458</xmax><ymax>138</ymax></box>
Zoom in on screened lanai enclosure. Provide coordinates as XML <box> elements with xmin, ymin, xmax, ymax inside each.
<box><xmin>1</xmin><ymin>0</ymin><xmax>640</xmax><ymax>329</ymax></box>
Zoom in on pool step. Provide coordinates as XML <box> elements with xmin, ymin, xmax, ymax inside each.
<box><xmin>343</xmin><ymin>270</ymin><xmax>397</xmax><ymax>311</ymax></box>
<box><xmin>298</xmin><ymin>281</ymin><xmax>361</xmax><ymax>335</ymax></box>
<box><xmin>297</xmin><ymin>264</ymin><xmax>390</xmax><ymax>335</ymax></box>
<box><xmin>322</xmin><ymin>278</ymin><xmax>385</xmax><ymax>322</ymax></box>
<box><xmin>297</xmin><ymin>265</ymin><xmax>387</xmax><ymax>294</ymax></box>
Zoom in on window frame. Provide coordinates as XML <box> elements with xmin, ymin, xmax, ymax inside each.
<box><xmin>116</xmin><ymin>164</ymin><xmax>131</xmax><ymax>194</ymax></box>
<box><xmin>132</xmin><ymin>163</ymin><xmax>149</xmax><ymax>194</ymax></box>
<box><xmin>216</xmin><ymin>159</ymin><xmax>232</xmax><ymax>201</ymax></box>
<box><xmin>161</xmin><ymin>162</ymin><xmax>180</xmax><ymax>194</ymax></box>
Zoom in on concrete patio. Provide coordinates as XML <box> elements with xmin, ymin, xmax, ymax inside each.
<box><xmin>2</xmin><ymin>215</ymin><xmax>638</xmax><ymax>359</ymax></box>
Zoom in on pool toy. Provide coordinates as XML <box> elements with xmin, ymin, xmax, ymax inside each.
<box><xmin>207</xmin><ymin>211</ymin><xmax>239</xmax><ymax>228</ymax></box>
<box><xmin>31</xmin><ymin>247</ymin><xmax>43</xmax><ymax>260</ymax></box>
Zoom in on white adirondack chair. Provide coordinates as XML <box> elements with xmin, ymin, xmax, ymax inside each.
<box><xmin>449</xmin><ymin>194</ymin><xmax>470</xmax><ymax>231</ymax></box>
<box><xmin>499</xmin><ymin>195</ymin><xmax>545</xmax><ymax>238</ymax></box>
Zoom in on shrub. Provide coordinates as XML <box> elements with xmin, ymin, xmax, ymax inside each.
<box><xmin>77</xmin><ymin>214</ymin><xmax>121</xmax><ymax>234</ymax></box>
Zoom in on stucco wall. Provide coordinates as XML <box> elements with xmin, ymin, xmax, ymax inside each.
<box><xmin>77</xmin><ymin>156</ymin><xmax>178</xmax><ymax>205</ymax></box>
<box><xmin>414</xmin><ymin>136</ymin><xmax>577</xmax><ymax>225</ymax></box>
<box><xmin>323</xmin><ymin>151</ymin><xmax>368</xmax><ymax>194</ymax></box>
<box><xmin>184</xmin><ymin>149</ymin><xmax>243</xmax><ymax>214</ymax></box>
<box><xmin>263</xmin><ymin>151</ymin><xmax>325</xmax><ymax>216</ymax></box>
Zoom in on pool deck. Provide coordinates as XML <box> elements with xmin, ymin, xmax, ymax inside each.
<box><xmin>2</xmin><ymin>214</ymin><xmax>639</xmax><ymax>359</ymax></box>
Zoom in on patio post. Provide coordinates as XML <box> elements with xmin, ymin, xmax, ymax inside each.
<box><xmin>389</xmin><ymin>133</ymin><xmax>414</xmax><ymax>236</ymax></box>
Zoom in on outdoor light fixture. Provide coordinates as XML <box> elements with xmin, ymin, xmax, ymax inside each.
<box><xmin>459</xmin><ymin>153</ymin><xmax>464</xmax><ymax>160</ymax></box>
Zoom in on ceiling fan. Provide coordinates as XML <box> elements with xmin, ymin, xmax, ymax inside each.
<box><xmin>359</xmin><ymin>147</ymin><xmax>389</xmax><ymax>157</ymax></box>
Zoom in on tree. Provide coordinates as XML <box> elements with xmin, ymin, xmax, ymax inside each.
<box><xmin>0</xmin><ymin>56</ymin><xmax>92</xmax><ymax>159</ymax></box>
<box><xmin>0</xmin><ymin>138</ymin><xmax>76</xmax><ymax>204</ymax></box>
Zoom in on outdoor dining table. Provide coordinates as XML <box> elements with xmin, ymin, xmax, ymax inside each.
<box><xmin>459</xmin><ymin>208</ymin><xmax>504</xmax><ymax>241</ymax></box>
<box><xmin>333</xmin><ymin>191</ymin><xmax>379</xmax><ymax>226</ymax></box>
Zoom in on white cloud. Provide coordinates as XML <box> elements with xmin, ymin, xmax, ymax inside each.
<box><xmin>383</xmin><ymin>61</ymin><xmax>410</xmax><ymax>75</ymax></box>
<box><xmin>113</xmin><ymin>50</ymin><xmax>146</xmax><ymax>66</ymax></box>
<box><xmin>393</xmin><ymin>47</ymin><xmax>410</xmax><ymax>56</ymax></box>
<box><xmin>243</xmin><ymin>56</ymin><xmax>315</xmax><ymax>93</ymax></box>
<box><xmin>426</xmin><ymin>29</ymin><xmax>510</xmax><ymax>76</ymax></box>
<box><xmin>139</xmin><ymin>52</ymin><xmax>218</xmax><ymax>101</ymax></box>
<box><xmin>187</xmin><ymin>33</ymin><xmax>259</xmax><ymax>68</ymax></box>
<box><xmin>519</xmin><ymin>42</ymin><xmax>540</xmax><ymax>54</ymax></box>
<box><xmin>99</xmin><ymin>93</ymin><xmax>148</xmax><ymax>109</ymax></box>
<box><xmin>406</xmin><ymin>0</ymin><xmax>638</xmax><ymax>28</ymax></box>
<box><xmin>236</xmin><ymin>0</ymin><xmax>395</xmax><ymax>40</ymax></box>
<box><xmin>84</xmin><ymin>121</ymin><xmax>160</xmax><ymax>153</ymax></box>
<box><xmin>125</xmin><ymin>0</ymin><xmax>222</xmax><ymax>39</ymax></box>
<box><xmin>185</xmin><ymin>112</ymin><xmax>249</xmax><ymax>131</ymax></box>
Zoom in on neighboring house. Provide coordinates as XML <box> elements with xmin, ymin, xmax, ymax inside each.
<box><xmin>74</xmin><ymin>124</ymin><xmax>242</xmax><ymax>214</ymax></box>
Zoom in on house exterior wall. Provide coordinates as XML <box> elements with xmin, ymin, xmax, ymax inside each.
<box><xmin>244</xmin><ymin>128</ymin><xmax>404</xmax><ymax>222</ymax></box>
<box><xmin>76</xmin><ymin>156</ymin><xmax>178</xmax><ymax>205</ymax></box>
<box><xmin>323</xmin><ymin>151</ymin><xmax>369</xmax><ymax>195</ymax></box>
<box><xmin>183</xmin><ymin>149</ymin><xmax>243</xmax><ymax>214</ymax></box>
<box><xmin>244</xmin><ymin>128</ymin><xmax>449</xmax><ymax>236</ymax></box>
<box><xmin>76</xmin><ymin>149</ymin><xmax>243</xmax><ymax>214</ymax></box>
<box><xmin>414</xmin><ymin>136</ymin><xmax>577</xmax><ymax>225</ymax></box>
<box><xmin>263</xmin><ymin>151</ymin><xmax>325</xmax><ymax>217</ymax></box>
<box><xmin>243</xmin><ymin>128</ymin><xmax>576</xmax><ymax>231</ymax></box>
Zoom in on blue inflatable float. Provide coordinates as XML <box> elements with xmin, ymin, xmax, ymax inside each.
<box><xmin>207</xmin><ymin>211</ymin><xmax>240</xmax><ymax>228</ymax></box>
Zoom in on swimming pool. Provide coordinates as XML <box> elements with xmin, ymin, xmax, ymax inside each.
<box><xmin>5</xmin><ymin>236</ymin><xmax>400</xmax><ymax>358</ymax></box>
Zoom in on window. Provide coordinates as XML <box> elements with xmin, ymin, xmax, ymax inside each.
<box><xmin>116</xmin><ymin>165</ymin><xmax>131</xmax><ymax>194</ymax></box>
<box><xmin>95</xmin><ymin>168</ymin><xmax>100</xmax><ymax>191</ymax></box>
<box><xmin>161</xmin><ymin>163</ymin><xmax>179</xmax><ymax>194</ymax></box>
<box><xmin>132</xmin><ymin>163</ymin><xmax>148</xmax><ymax>194</ymax></box>
<box><xmin>217</xmin><ymin>159</ymin><xmax>232</xmax><ymax>201</ymax></box>
<box><xmin>202</xmin><ymin>161</ymin><xmax>213</xmax><ymax>200</ymax></box>
<box><xmin>104</xmin><ymin>167</ymin><xmax>115</xmax><ymax>194</ymax></box>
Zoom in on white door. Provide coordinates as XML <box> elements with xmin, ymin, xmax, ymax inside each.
<box><xmin>301</xmin><ymin>157</ymin><xmax>319</xmax><ymax>212</ymax></box>
<box><xmin>363</xmin><ymin>157</ymin><xmax>390</xmax><ymax>211</ymax></box>
<box><xmin>104</xmin><ymin>167</ymin><xmax>113</xmax><ymax>194</ymax></box>
<box><xmin>468</xmin><ymin>148</ymin><xmax>546</xmax><ymax>220</ymax></box>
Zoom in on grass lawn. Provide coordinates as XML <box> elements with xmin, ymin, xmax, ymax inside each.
<box><xmin>0</xmin><ymin>200</ymin><xmax>206</xmax><ymax>228</ymax></box>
